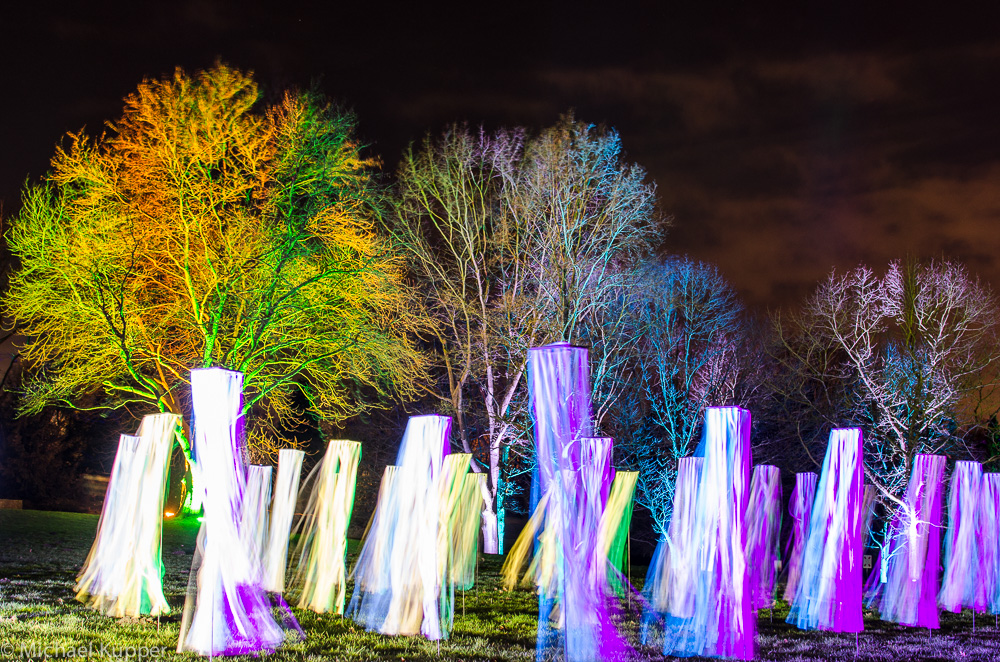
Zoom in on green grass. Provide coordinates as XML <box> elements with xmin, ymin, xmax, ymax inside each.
<box><xmin>1</xmin><ymin>509</ymin><xmax>999</xmax><ymax>660</ymax></box>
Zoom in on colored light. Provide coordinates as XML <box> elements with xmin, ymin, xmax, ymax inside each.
<box><xmin>292</xmin><ymin>440</ymin><xmax>361</xmax><ymax>614</ymax></box>
<box><xmin>176</xmin><ymin>368</ymin><xmax>291</xmax><ymax>656</ymax></box>
<box><xmin>787</xmin><ymin>428</ymin><xmax>865</xmax><ymax>633</ymax></box>
<box><xmin>76</xmin><ymin>413</ymin><xmax>180</xmax><ymax>618</ymax></box>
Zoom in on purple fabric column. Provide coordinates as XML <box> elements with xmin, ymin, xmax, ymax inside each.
<box><xmin>528</xmin><ymin>342</ymin><xmax>628</xmax><ymax>662</ymax></box>
<box><xmin>877</xmin><ymin>453</ymin><xmax>946</xmax><ymax>628</ymax></box>
<box><xmin>862</xmin><ymin>485</ymin><xmax>877</xmax><ymax>544</ymax></box>
<box><xmin>745</xmin><ymin>464</ymin><xmax>782</xmax><ymax>609</ymax></box>
<box><xmin>667</xmin><ymin>406</ymin><xmax>754</xmax><ymax>660</ymax></box>
<box><xmin>939</xmin><ymin>460</ymin><xmax>983</xmax><ymax>613</ymax></box>
<box><xmin>783</xmin><ymin>472</ymin><xmax>818</xmax><ymax>603</ymax></box>
<box><xmin>645</xmin><ymin>456</ymin><xmax>704</xmax><ymax>622</ymax></box>
<box><xmin>178</xmin><ymin>368</ymin><xmax>286</xmax><ymax>656</ymax></box>
<box><xmin>979</xmin><ymin>473</ymin><xmax>1000</xmax><ymax>614</ymax></box>
<box><xmin>787</xmin><ymin>428</ymin><xmax>865</xmax><ymax>633</ymax></box>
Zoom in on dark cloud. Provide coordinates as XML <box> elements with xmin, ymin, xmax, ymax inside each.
<box><xmin>2</xmin><ymin>2</ymin><xmax>1000</xmax><ymax>310</ymax></box>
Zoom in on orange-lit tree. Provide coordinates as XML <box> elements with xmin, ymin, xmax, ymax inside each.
<box><xmin>5</xmin><ymin>65</ymin><xmax>425</xmax><ymax>478</ymax></box>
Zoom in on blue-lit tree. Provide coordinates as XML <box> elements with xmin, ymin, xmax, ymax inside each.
<box><xmin>614</xmin><ymin>256</ymin><xmax>752</xmax><ymax>537</ymax></box>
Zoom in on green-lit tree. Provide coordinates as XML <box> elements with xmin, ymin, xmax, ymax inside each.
<box><xmin>4</xmin><ymin>65</ymin><xmax>425</xmax><ymax>480</ymax></box>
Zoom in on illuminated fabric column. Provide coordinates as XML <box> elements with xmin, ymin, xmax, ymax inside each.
<box><xmin>939</xmin><ymin>460</ymin><xmax>983</xmax><ymax>613</ymax></box>
<box><xmin>871</xmin><ymin>455</ymin><xmax>944</xmax><ymax>627</ymax></box>
<box><xmin>76</xmin><ymin>413</ymin><xmax>180</xmax><ymax>617</ymax></box>
<box><xmin>644</xmin><ymin>456</ymin><xmax>704</xmax><ymax>624</ymax></box>
<box><xmin>528</xmin><ymin>343</ymin><xmax>603</xmax><ymax>660</ymax></box>
<box><xmin>783</xmin><ymin>472</ymin><xmax>818</xmax><ymax>603</ymax></box>
<box><xmin>666</xmin><ymin>406</ymin><xmax>753</xmax><ymax>660</ymax></box>
<box><xmin>241</xmin><ymin>465</ymin><xmax>272</xmax><ymax>585</ymax></box>
<box><xmin>499</xmin><ymin>344</ymin><xmax>635</xmax><ymax>660</ymax></box>
<box><xmin>450</xmin><ymin>471</ymin><xmax>485</xmax><ymax>591</ymax></box>
<box><xmin>745</xmin><ymin>464</ymin><xmax>782</xmax><ymax>609</ymax></box>
<box><xmin>980</xmin><ymin>473</ymin><xmax>1000</xmax><ymax>614</ymax></box>
<box><xmin>436</xmin><ymin>453</ymin><xmax>473</xmax><ymax>637</ymax></box>
<box><xmin>263</xmin><ymin>448</ymin><xmax>305</xmax><ymax>593</ymax></box>
<box><xmin>76</xmin><ymin>434</ymin><xmax>142</xmax><ymax>613</ymax></box>
<box><xmin>876</xmin><ymin>453</ymin><xmax>946</xmax><ymax>628</ymax></box>
<box><xmin>350</xmin><ymin>465</ymin><xmax>398</xmax><ymax>617</ymax></box>
<box><xmin>787</xmin><ymin>428</ymin><xmax>864</xmax><ymax>633</ymax></box>
<box><xmin>527</xmin><ymin>343</ymin><xmax>627</xmax><ymax>662</ymax></box>
<box><xmin>177</xmin><ymin>368</ymin><xmax>284</xmax><ymax>656</ymax></box>
<box><xmin>292</xmin><ymin>439</ymin><xmax>361</xmax><ymax>614</ymax></box>
<box><xmin>349</xmin><ymin>415</ymin><xmax>450</xmax><ymax>639</ymax></box>
<box><xmin>596</xmin><ymin>470</ymin><xmax>638</xmax><ymax>596</ymax></box>
<box><xmin>562</xmin><ymin>435</ymin><xmax>619</xmax><ymax>660</ymax></box>
<box><xmin>114</xmin><ymin>414</ymin><xmax>180</xmax><ymax>616</ymax></box>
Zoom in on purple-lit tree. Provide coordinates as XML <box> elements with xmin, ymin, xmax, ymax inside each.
<box><xmin>772</xmin><ymin>260</ymin><xmax>998</xmax><ymax>511</ymax></box>
<box><xmin>389</xmin><ymin>118</ymin><xmax>660</xmax><ymax>553</ymax></box>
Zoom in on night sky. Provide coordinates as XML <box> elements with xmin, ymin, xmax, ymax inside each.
<box><xmin>2</xmin><ymin>1</ymin><xmax>999</xmax><ymax>309</ymax></box>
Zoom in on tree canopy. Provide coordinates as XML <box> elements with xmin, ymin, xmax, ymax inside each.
<box><xmin>388</xmin><ymin>117</ymin><xmax>661</xmax><ymax>551</ymax></box>
<box><xmin>4</xmin><ymin>64</ymin><xmax>425</xmax><ymax>459</ymax></box>
<box><xmin>771</xmin><ymin>259</ymin><xmax>999</xmax><ymax>507</ymax></box>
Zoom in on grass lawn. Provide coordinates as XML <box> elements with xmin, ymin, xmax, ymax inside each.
<box><xmin>0</xmin><ymin>509</ymin><xmax>998</xmax><ymax>660</ymax></box>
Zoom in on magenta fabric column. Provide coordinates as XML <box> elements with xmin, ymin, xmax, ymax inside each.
<box><xmin>783</xmin><ymin>472</ymin><xmax>818</xmax><ymax>603</ymax></box>
<box><xmin>877</xmin><ymin>453</ymin><xmax>946</xmax><ymax>628</ymax></box>
<box><xmin>667</xmin><ymin>406</ymin><xmax>754</xmax><ymax>660</ymax></box>
<box><xmin>787</xmin><ymin>428</ymin><xmax>865</xmax><ymax>632</ymax></box>
<box><xmin>745</xmin><ymin>464</ymin><xmax>782</xmax><ymax>609</ymax></box>
<box><xmin>939</xmin><ymin>460</ymin><xmax>983</xmax><ymax>613</ymax></box>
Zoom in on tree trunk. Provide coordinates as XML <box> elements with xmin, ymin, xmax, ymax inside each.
<box><xmin>481</xmin><ymin>434</ymin><xmax>503</xmax><ymax>554</ymax></box>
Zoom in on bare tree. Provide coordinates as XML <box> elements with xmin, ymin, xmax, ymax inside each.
<box><xmin>614</xmin><ymin>256</ymin><xmax>750</xmax><ymax>537</ymax></box>
<box><xmin>772</xmin><ymin>260</ymin><xmax>999</xmax><ymax>509</ymax></box>
<box><xmin>389</xmin><ymin>117</ymin><xmax>661</xmax><ymax>552</ymax></box>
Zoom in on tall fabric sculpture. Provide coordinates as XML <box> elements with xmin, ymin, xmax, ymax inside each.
<box><xmin>263</xmin><ymin>448</ymin><xmax>305</xmax><ymax>593</ymax></box>
<box><xmin>349</xmin><ymin>415</ymin><xmax>452</xmax><ymax>639</ymax></box>
<box><xmin>241</xmin><ymin>465</ymin><xmax>273</xmax><ymax>585</ymax></box>
<box><xmin>596</xmin><ymin>470</ymin><xmax>638</xmax><ymax>597</ymax></box>
<box><xmin>435</xmin><ymin>453</ymin><xmax>475</xmax><ymax>636</ymax></box>
<box><xmin>939</xmin><ymin>460</ymin><xmax>983</xmax><ymax>613</ymax></box>
<box><xmin>177</xmin><ymin>368</ymin><xmax>286</xmax><ymax>655</ymax></box>
<box><xmin>665</xmin><ymin>407</ymin><xmax>753</xmax><ymax>660</ymax></box>
<box><xmin>644</xmin><ymin>456</ymin><xmax>704</xmax><ymax>628</ymax></box>
<box><xmin>783</xmin><ymin>472</ymin><xmax>818</xmax><ymax>603</ymax></box>
<box><xmin>449</xmin><ymin>471</ymin><xmax>486</xmax><ymax>592</ymax></box>
<box><xmin>76</xmin><ymin>413</ymin><xmax>180</xmax><ymax>617</ymax></box>
<box><xmin>873</xmin><ymin>453</ymin><xmax>946</xmax><ymax>628</ymax></box>
<box><xmin>745</xmin><ymin>464</ymin><xmax>782</xmax><ymax>609</ymax></box>
<box><xmin>291</xmin><ymin>439</ymin><xmax>361</xmax><ymax>614</ymax></box>
<box><xmin>500</xmin><ymin>343</ymin><xmax>633</xmax><ymax>662</ymax></box>
<box><xmin>787</xmin><ymin>428</ymin><xmax>864</xmax><ymax>633</ymax></box>
<box><xmin>980</xmin><ymin>473</ymin><xmax>1000</xmax><ymax>614</ymax></box>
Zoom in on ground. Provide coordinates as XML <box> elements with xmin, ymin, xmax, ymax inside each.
<box><xmin>0</xmin><ymin>510</ymin><xmax>997</xmax><ymax>661</ymax></box>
